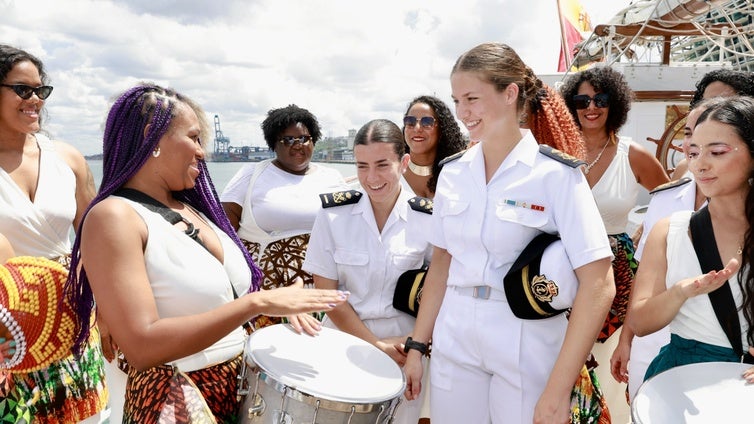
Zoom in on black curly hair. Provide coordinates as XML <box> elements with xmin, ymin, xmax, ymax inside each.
<box><xmin>0</xmin><ymin>44</ymin><xmax>50</xmax><ymax>128</ymax></box>
<box><xmin>690</xmin><ymin>69</ymin><xmax>754</xmax><ymax>108</ymax></box>
<box><xmin>559</xmin><ymin>65</ymin><xmax>633</xmax><ymax>135</ymax></box>
<box><xmin>261</xmin><ymin>104</ymin><xmax>322</xmax><ymax>151</ymax></box>
<box><xmin>402</xmin><ymin>95</ymin><xmax>466</xmax><ymax>193</ymax></box>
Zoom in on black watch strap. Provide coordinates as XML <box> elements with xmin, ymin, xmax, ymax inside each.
<box><xmin>404</xmin><ymin>337</ymin><xmax>430</xmax><ymax>356</ymax></box>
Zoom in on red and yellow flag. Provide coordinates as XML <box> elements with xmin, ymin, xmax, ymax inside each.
<box><xmin>557</xmin><ymin>0</ymin><xmax>592</xmax><ymax>72</ymax></box>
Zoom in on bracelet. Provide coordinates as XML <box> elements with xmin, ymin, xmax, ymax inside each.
<box><xmin>404</xmin><ymin>336</ymin><xmax>430</xmax><ymax>356</ymax></box>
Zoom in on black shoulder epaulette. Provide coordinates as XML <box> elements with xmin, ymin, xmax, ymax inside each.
<box><xmin>319</xmin><ymin>190</ymin><xmax>362</xmax><ymax>208</ymax></box>
<box><xmin>438</xmin><ymin>149</ymin><xmax>467</xmax><ymax>167</ymax></box>
<box><xmin>408</xmin><ymin>196</ymin><xmax>433</xmax><ymax>214</ymax></box>
<box><xmin>538</xmin><ymin>144</ymin><xmax>585</xmax><ymax>168</ymax></box>
<box><xmin>649</xmin><ymin>177</ymin><xmax>692</xmax><ymax>195</ymax></box>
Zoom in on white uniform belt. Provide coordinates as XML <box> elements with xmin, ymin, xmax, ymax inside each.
<box><xmin>453</xmin><ymin>285</ymin><xmax>506</xmax><ymax>301</ymax></box>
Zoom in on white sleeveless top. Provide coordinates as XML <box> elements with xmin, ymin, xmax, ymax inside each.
<box><xmin>120</xmin><ymin>198</ymin><xmax>252</xmax><ymax>371</ymax></box>
<box><xmin>666</xmin><ymin>210</ymin><xmax>748</xmax><ymax>349</ymax></box>
<box><xmin>591</xmin><ymin>136</ymin><xmax>639</xmax><ymax>234</ymax></box>
<box><xmin>0</xmin><ymin>133</ymin><xmax>76</xmax><ymax>257</ymax></box>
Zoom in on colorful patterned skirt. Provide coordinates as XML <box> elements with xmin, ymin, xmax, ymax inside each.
<box><xmin>241</xmin><ymin>235</ymin><xmax>322</xmax><ymax>328</ymax></box>
<box><xmin>570</xmin><ymin>362</ymin><xmax>611</xmax><ymax>424</ymax></box>
<box><xmin>6</xmin><ymin>328</ymin><xmax>107</xmax><ymax>424</ymax></box>
<box><xmin>598</xmin><ymin>233</ymin><xmax>638</xmax><ymax>343</ymax></box>
<box><xmin>122</xmin><ymin>355</ymin><xmax>243</xmax><ymax>424</ymax></box>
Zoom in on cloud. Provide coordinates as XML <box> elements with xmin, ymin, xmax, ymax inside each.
<box><xmin>1</xmin><ymin>0</ymin><xmax>620</xmax><ymax>155</ymax></box>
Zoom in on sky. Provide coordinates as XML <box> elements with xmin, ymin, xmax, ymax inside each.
<box><xmin>1</xmin><ymin>0</ymin><xmax>625</xmax><ymax>155</ymax></box>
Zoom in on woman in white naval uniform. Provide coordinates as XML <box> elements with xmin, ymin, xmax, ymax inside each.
<box><xmin>403</xmin><ymin>42</ymin><xmax>615</xmax><ymax>424</ymax></box>
<box><xmin>304</xmin><ymin>119</ymin><xmax>433</xmax><ymax>424</ymax></box>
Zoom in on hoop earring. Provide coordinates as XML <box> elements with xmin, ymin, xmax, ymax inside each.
<box><xmin>152</xmin><ymin>147</ymin><xmax>161</xmax><ymax>158</ymax></box>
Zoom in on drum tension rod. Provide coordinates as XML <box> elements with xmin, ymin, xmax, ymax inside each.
<box><xmin>347</xmin><ymin>405</ymin><xmax>356</xmax><ymax>424</ymax></box>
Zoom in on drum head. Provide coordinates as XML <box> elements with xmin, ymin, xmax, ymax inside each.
<box><xmin>632</xmin><ymin>361</ymin><xmax>754</xmax><ymax>423</ymax></box>
<box><xmin>246</xmin><ymin>325</ymin><xmax>405</xmax><ymax>404</ymax></box>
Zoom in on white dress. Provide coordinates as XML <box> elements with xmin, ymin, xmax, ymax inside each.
<box><xmin>0</xmin><ymin>133</ymin><xmax>75</xmax><ymax>258</ymax></box>
<box><xmin>0</xmin><ymin>133</ymin><xmax>107</xmax><ymax>422</ymax></box>
<box><xmin>589</xmin><ymin>137</ymin><xmax>641</xmax><ymax>423</ymax></box>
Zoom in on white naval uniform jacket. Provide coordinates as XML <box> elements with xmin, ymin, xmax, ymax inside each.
<box><xmin>427</xmin><ymin>133</ymin><xmax>613</xmax><ymax>423</ymax></box>
<box><xmin>303</xmin><ymin>187</ymin><xmax>432</xmax><ymax>338</ymax></box>
<box><xmin>635</xmin><ymin>174</ymin><xmax>698</xmax><ymax>261</ymax></box>
<box><xmin>630</xmin><ymin>174</ymin><xmax>698</xmax><ymax>400</ymax></box>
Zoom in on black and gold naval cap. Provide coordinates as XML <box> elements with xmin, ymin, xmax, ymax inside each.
<box><xmin>503</xmin><ymin>233</ymin><xmax>578</xmax><ymax>320</ymax></box>
<box><xmin>319</xmin><ymin>189</ymin><xmax>362</xmax><ymax>208</ymax></box>
<box><xmin>393</xmin><ymin>267</ymin><xmax>427</xmax><ymax>317</ymax></box>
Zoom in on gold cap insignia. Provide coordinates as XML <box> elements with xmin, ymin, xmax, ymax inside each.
<box><xmin>531</xmin><ymin>274</ymin><xmax>559</xmax><ymax>303</ymax></box>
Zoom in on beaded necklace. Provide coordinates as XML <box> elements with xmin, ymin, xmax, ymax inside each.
<box><xmin>584</xmin><ymin>134</ymin><xmax>613</xmax><ymax>175</ymax></box>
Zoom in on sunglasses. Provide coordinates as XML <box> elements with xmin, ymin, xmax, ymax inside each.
<box><xmin>573</xmin><ymin>93</ymin><xmax>609</xmax><ymax>110</ymax></box>
<box><xmin>278</xmin><ymin>135</ymin><xmax>313</xmax><ymax>147</ymax></box>
<box><xmin>0</xmin><ymin>84</ymin><xmax>54</xmax><ymax>100</ymax></box>
<box><xmin>403</xmin><ymin>115</ymin><xmax>436</xmax><ymax>129</ymax></box>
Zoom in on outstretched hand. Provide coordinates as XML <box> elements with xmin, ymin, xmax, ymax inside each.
<box><xmin>285</xmin><ymin>277</ymin><xmax>325</xmax><ymax>336</ymax></box>
<box><xmin>677</xmin><ymin>258</ymin><xmax>740</xmax><ymax>299</ymax></box>
<box><xmin>254</xmin><ymin>285</ymin><xmax>349</xmax><ymax>317</ymax></box>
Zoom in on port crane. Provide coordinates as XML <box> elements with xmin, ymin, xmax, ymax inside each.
<box><xmin>214</xmin><ymin>114</ymin><xmax>230</xmax><ymax>156</ymax></box>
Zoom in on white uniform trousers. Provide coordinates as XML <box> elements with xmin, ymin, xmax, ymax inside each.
<box><xmin>429</xmin><ymin>288</ymin><xmax>568</xmax><ymax>424</ymax></box>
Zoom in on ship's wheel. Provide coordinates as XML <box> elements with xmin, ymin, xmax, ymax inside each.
<box><xmin>647</xmin><ymin>104</ymin><xmax>687</xmax><ymax>177</ymax></box>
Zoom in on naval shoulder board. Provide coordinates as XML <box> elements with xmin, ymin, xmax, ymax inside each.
<box><xmin>649</xmin><ymin>177</ymin><xmax>692</xmax><ymax>195</ymax></box>
<box><xmin>319</xmin><ymin>189</ymin><xmax>362</xmax><ymax>208</ymax></box>
<box><xmin>408</xmin><ymin>196</ymin><xmax>433</xmax><ymax>214</ymax></box>
<box><xmin>538</xmin><ymin>144</ymin><xmax>585</xmax><ymax>168</ymax></box>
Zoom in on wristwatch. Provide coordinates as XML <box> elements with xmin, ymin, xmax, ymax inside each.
<box><xmin>404</xmin><ymin>337</ymin><xmax>431</xmax><ymax>356</ymax></box>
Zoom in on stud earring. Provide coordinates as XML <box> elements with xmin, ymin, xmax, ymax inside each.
<box><xmin>749</xmin><ymin>177</ymin><xmax>753</xmax><ymax>186</ymax></box>
<box><xmin>152</xmin><ymin>147</ymin><xmax>161</xmax><ymax>158</ymax></box>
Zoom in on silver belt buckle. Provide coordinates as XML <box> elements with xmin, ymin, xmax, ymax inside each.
<box><xmin>473</xmin><ymin>286</ymin><xmax>491</xmax><ymax>300</ymax></box>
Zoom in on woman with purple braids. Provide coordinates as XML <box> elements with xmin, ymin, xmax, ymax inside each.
<box><xmin>65</xmin><ymin>82</ymin><xmax>348</xmax><ymax>423</ymax></box>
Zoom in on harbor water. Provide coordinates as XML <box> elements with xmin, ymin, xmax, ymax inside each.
<box><xmin>86</xmin><ymin>160</ymin><xmax>357</xmax><ymax>193</ymax></box>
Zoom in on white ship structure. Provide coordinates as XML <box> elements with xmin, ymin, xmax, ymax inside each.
<box><xmin>542</xmin><ymin>0</ymin><xmax>754</xmax><ymax>178</ymax></box>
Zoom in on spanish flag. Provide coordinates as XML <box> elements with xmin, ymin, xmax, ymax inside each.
<box><xmin>557</xmin><ymin>0</ymin><xmax>592</xmax><ymax>72</ymax></box>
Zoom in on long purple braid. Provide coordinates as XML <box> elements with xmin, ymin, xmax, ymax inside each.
<box><xmin>65</xmin><ymin>83</ymin><xmax>262</xmax><ymax>352</ymax></box>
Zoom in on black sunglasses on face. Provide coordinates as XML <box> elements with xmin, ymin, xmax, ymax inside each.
<box><xmin>278</xmin><ymin>135</ymin><xmax>313</xmax><ymax>147</ymax></box>
<box><xmin>573</xmin><ymin>93</ymin><xmax>609</xmax><ymax>110</ymax></box>
<box><xmin>0</xmin><ymin>84</ymin><xmax>54</xmax><ymax>100</ymax></box>
<box><xmin>403</xmin><ymin>115</ymin><xmax>436</xmax><ymax>129</ymax></box>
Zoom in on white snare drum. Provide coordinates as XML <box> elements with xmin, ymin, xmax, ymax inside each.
<box><xmin>240</xmin><ymin>324</ymin><xmax>405</xmax><ymax>424</ymax></box>
<box><xmin>631</xmin><ymin>361</ymin><xmax>754</xmax><ymax>423</ymax></box>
